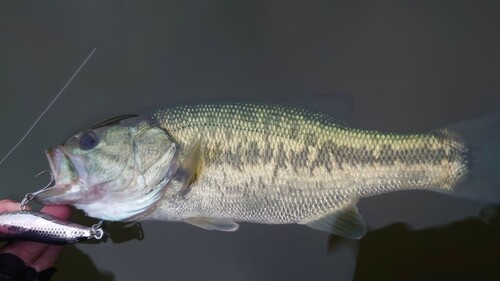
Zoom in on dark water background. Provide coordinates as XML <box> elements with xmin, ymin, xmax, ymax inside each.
<box><xmin>1</xmin><ymin>1</ymin><xmax>500</xmax><ymax>280</ymax></box>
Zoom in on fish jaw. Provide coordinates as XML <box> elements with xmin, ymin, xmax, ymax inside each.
<box><xmin>36</xmin><ymin>146</ymin><xmax>125</xmax><ymax>218</ymax></box>
<box><xmin>36</xmin><ymin>147</ymin><xmax>87</xmax><ymax>204</ymax></box>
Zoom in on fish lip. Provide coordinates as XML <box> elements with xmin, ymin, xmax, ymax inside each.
<box><xmin>45</xmin><ymin>146</ymin><xmax>62</xmax><ymax>179</ymax></box>
<box><xmin>35</xmin><ymin>186</ymin><xmax>67</xmax><ymax>202</ymax></box>
<box><xmin>36</xmin><ymin>146</ymin><xmax>72</xmax><ymax>203</ymax></box>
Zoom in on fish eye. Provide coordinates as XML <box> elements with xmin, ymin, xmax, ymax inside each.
<box><xmin>78</xmin><ymin>130</ymin><xmax>99</xmax><ymax>150</ymax></box>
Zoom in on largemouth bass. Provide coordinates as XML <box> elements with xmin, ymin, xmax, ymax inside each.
<box><xmin>35</xmin><ymin>101</ymin><xmax>500</xmax><ymax>239</ymax></box>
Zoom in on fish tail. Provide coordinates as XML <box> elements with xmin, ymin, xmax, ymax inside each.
<box><xmin>447</xmin><ymin>111</ymin><xmax>500</xmax><ymax>203</ymax></box>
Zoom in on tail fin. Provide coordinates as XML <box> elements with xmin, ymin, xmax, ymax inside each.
<box><xmin>448</xmin><ymin>111</ymin><xmax>500</xmax><ymax>203</ymax></box>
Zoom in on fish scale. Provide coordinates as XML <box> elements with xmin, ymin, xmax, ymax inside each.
<box><xmin>146</xmin><ymin>103</ymin><xmax>468</xmax><ymax>226</ymax></box>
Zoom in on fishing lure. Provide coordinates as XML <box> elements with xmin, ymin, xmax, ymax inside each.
<box><xmin>0</xmin><ymin>211</ymin><xmax>104</xmax><ymax>245</ymax></box>
<box><xmin>0</xmin><ymin>172</ymin><xmax>105</xmax><ymax>245</ymax></box>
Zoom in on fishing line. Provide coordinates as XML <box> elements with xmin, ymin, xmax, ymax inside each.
<box><xmin>0</xmin><ymin>48</ymin><xmax>97</xmax><ymax>166</ymax></box>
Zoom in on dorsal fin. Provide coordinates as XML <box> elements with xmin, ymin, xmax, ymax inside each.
<box><xmin>86</xmin><ymin>114</ymin><xmax>139</xmax><ymax>130</ymax></box>
<box><xmin>281</xmin><ymin>94</ymin><xmax>353</xmax><ymax>123</ymax></box>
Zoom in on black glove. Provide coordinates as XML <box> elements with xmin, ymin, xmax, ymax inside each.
<box><xmin>0</xmin><ymin>253</ymin><xmax>55</xmax><ymax>281</ymax></box>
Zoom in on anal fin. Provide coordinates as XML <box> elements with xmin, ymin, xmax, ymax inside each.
<box><xmin>302</xmin><ymin>205</ymin><xmax>367</xmax><ymax>239</ymax></box>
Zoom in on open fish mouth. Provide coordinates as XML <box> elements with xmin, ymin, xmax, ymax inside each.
<box><xmin>35</xmin><ymin>147</ymin><xmax>78</xmax><ymax>203</ymax></box>
<box><xmin>45</xmin><ymin>146</ymin><xmax>63</xmax><ymax>180</ymax></box>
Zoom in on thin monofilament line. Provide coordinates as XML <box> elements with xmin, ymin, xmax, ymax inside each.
<box><xmin>0</xmin><ymin>48</ymin><xmax>97</xmax><ymax>166</ymax></box>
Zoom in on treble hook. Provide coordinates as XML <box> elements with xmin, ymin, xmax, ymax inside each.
<box><xmin>19</xmin><ymin>170</ymin><xmax>55</xmax><ymax>211</ymax></box>
<box><xmin>91</xmin><ymin>220</ymin><xmax>105</xmax><ymax>239</ymax></box>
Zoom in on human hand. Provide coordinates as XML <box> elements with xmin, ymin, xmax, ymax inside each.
<box><xmin>0</xmin><ymin>200</ymin><xmax>71</xmax><ymax>279</ymax></box>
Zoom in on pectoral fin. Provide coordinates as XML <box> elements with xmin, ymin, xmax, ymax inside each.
<box><xmin>302</xmin><ymin>205</ymin><xmax>367</xmax><ymax>239</ymax></box>
<box><xmin>184</xmin><ymin>217</ymin><xmax>240</xmax><ymax>232</ymax></box>
<box><xmin>176</xmin><ymin>140</ymin><xmax>203</xmax><ymax>196</ymax></box>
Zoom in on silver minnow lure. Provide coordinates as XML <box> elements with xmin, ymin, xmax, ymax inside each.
<box><xmin>0</xmin><ymin>211</ymin><xmax>104</xmax><ymax>244</ymax></box>
<box><xmin>35</xmin><ymin>98</ymin><xmax>500</xmax><ymax>240</ymax></box>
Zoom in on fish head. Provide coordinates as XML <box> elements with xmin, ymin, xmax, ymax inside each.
<box><xmin>36</xmin><ymin>115</ymin><xmax>180</xmax><ymax>221</ymax></box>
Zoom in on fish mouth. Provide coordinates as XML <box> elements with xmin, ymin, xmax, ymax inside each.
<box><xmin>45</xmin><ymin>146</ymin><xmax>63</xmax><ymax>180</ymax></box>
<box><xmin>35</xmin><ymin>146</ymin><xmax>76</xmax><ymax>203</ymax></box>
